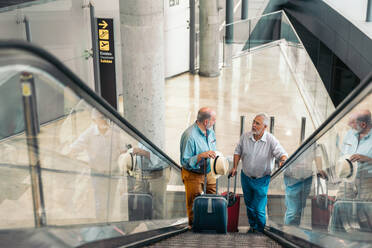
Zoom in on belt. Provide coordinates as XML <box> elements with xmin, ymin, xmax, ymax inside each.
<box><xmin>243</xmin><ymin>171</ymin><xmax>266</xmax><ymax>180</ymax></box>
<box><xmin>248</xmin><ymin>175</ymin><xmax>267</xmax><ymax>180</ymax></box>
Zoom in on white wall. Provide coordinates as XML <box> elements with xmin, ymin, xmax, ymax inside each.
<box><xmin>325</xmin><ymin>0</ymin><xmax>368</xmax><ymax>22</ymax></box>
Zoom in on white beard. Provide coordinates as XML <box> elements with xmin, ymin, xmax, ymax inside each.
<box><xmin>252</xmin><ymin>127</ymin><xmax>264</xmax><ymax>135</ymax></box>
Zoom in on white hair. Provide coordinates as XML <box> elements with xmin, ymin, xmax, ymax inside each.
<box><xmin>256</xmin><ymin>113</ymin><xmax>269</xmax><ymax>126</ymax></box>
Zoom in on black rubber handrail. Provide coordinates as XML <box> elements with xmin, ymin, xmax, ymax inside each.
<box><xmin>77</xmin><ymin>224</ymin><xmax>188</xmax><ymax>248</ymax></box>
<box><xmin>271</xmin><ymin>70</ymin><xmax>372</xmax><ymax>179</ymax></box>
<box><xmin>0</xmin><ymin>40</ymin><xmax>181</xmax><ymax>171</ymax></box>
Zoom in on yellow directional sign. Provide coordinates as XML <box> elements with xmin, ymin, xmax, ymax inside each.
<box><xmin>99</xmin><ymin>29</ymin><xmax>109</xmax><ymax>40</ymax></box>
<box><xmin>98</xmin><ymin>20</ymin><xmax>108</xmax><ymax>29</ymax></box>
<box><xmin>99</xmin><ymin>40</ymin><xmax>110</xmax><ymax>51</ymax></box>
<box><xmin>22</xmin><ymin>83</ymin><xmax>31</xmax><ymax>96</ymax></box>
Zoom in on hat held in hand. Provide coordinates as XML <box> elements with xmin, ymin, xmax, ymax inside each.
<box><xmin>335</xmin><ymin>155</ymin><xmax>357</xmax><ymax>182</ymax></box>
<box><xmin>210</xmin><ymin>151</ymin><xmax>229</xmax><ymax>179</ymax></box>
<box><xmin>118</xmin><ymin>148</ymin><xmax>136</xmax><ymax>176</ymax></box>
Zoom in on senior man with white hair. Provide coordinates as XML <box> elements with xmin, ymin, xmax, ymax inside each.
<box><xmin>230</xmin><ymin>113</ymin><xmax>288</xmax><ymax>233</ymax></box>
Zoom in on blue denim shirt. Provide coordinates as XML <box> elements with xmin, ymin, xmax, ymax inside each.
<box><xmin>180</xmin><ymin>122</ymin><xmax>216</xmax><ymax>173</ymax></box>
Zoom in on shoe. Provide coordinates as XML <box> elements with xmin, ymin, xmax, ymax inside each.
<box><xmin>247</xmin><ymin>228</ymin><xmax>255</xmax><ymax>233</ymax></box>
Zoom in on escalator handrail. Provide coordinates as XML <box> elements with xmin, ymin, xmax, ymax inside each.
<box><xmin>0</xmin><ymin>40</ymin><xmax>181</xmax><ymax>171</ymax></box>
<box><xmin>271</xmin><ymin>70</ymin><xmax>372</xmax><ymax>179</ymax></box>
<box><xmin>224</xmin><ymin>10</ymin><xmax>283</xmax><ymax>27</ymax></box>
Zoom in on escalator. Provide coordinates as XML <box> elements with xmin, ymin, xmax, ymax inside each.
<box><xmin>0</xmin><ymin>40</ymin><xmax>371</xmax><ymax>248</ymax></box>
<box><xmin>263</xmin><ymin>69</ymin><xmax>372</xmax><ymax>247</ymax></box>
<box><xmin>147</xmin><ymin>231</ymin><xmax>283</xmax><ymax>248</ymax></box>
<box><xmin>153</xmin><ymin>60</ymin><xmax>372</xmax><ymax>248</ymax></box>
<box><xmin>0</xmin><ymin>40</ymin><xmax>188</xmax><ymax>247</ymax></box>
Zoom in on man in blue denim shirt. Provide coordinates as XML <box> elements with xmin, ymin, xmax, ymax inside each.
<box><xmin>337</xmin><ymin>110</ymin><xmax>372</xmax><ymax>199</ymax></box>
<box><xmin>180</xmin><ymin>107</ymin><xmax>217</xmax><ymax>228</ymax></box>
<box><xmin>331</xmin><ymin>110</ymin><xmax>372</xmax><ymax>232</ymax></box>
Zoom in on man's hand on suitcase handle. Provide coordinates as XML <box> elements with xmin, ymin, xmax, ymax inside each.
<box><xmin>229</xmin><ymin>167</ymin><xmax>237</xmax><ymax>177</ymax></box>
<box><xmin>317</xmin><ymin>170</ymin><xmax>328</xmax><ymax>180</ymax></box>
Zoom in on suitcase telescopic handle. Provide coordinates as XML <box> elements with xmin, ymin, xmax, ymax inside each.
<box><xmin>227</xmin><ymin>173</ymin><xmax>237</xmax><ymax>202</ymax></box>
<box><xmin>233</xmin><ymin>172</ymin><xmax>237</xmax><ymax>196</ymax></box>
<box><xmin>203</xmin><ymin>158</ymin><xmax>219</xmax><ymax>194</ymax></box>
<box><xmin>316</xmin><ymin>175</ymin><xmax>329</xmax><ymax>207</ymax></box>
<box><xmin>203</xmin><ymin>159</ymin><xmax>207</xmax><ymax>194</ymax></box>
<box><xmin>227</xmin><ymin>174</ymin><xmax>231</xmax><ymax>204</ymax></box>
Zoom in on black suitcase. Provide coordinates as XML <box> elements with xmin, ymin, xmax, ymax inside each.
<box><xmin>127</xmin><ymin>193</ymin><xmax>153</xmax><ymax>221</ymax></box>
<box><xmin>193</xmin><ymin>160</ymin><xmax>228</xmax><ymax>233</ymax></box>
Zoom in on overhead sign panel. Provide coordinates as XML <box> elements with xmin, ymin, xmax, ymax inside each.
<box><xmin>96</xmin><ymin>18</ymin><xmax>117</xmax><ymax>108</ymax></box>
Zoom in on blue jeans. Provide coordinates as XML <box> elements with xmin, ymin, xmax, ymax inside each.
<box><xmin>284</xmin><ymin>176</ymin><xmax>312</xmax><ymax>226</ymax></box>
<box><xmin>241</xmin><ymin>172</ymin><xmax>270</xmax><ymax>231</ymax></box>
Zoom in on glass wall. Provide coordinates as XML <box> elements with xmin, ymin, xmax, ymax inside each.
<box><xmin>0</xmin><ymin>67</ymin><xmax>33</xmax><ymax>228</ymax></box>
<box><xmin>222</xmin><ymin>11</ymin><xmax>335</xmax><ymax>127</ymax></box>
<box><xmin>280</xmin><ymin>13</ymin><xmax>335</xmax><ymax>128</ymax></box>
<box><xmin>0</xmin><ymin>0</ymin><xmax>94</xmax><ymax>88</ymax></box>
<box><xmin>0</xmin><ymin>44</ymin><xmax>186</xmax><ymax>245</ymax></box>
<box><xmin>267</xmin><ymin>77</ymin><xmax>372</xmax><ymax>246</ymax></box>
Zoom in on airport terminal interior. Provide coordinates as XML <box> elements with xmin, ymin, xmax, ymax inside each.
<box><xmin>0</xmin><ymin>0</ymin><xmax>371</xmax><ymax>247</ymax></box>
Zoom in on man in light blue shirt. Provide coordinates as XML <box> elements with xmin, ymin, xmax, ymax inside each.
<box><xmin>180</xmin><ymin>107</ymin><xmax>217</xmax><ymax>228</ymax></box>
<box><xmin>341</xmin><ymin>110</ymin><xmax>372</xmax><ymax>167</ymax></box>
<box><xmin>330</xmin><ymin>110</ymin><xmax>372</xmax><ymax>232</ymax></box>
<box><xmin>230</xmin><ymin>113</ymin><xmax>287</xmax><ymax>233</ymax></box>
<box><xmin>338</xmin><ymin>110</ymin><xmax>372</xmax><ymax>199</ymax></box>
<box><xmin>331</xmin><ymin>109</ymin><xmax>372</xmax><ymax>232</ymax></box>
<box><xmin>127</xmin><ymin>143</ymin><xmax>170</xmax><ymax>220</ymax></box>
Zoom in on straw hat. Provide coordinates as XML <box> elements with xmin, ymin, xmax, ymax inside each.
<box><xmin>209</xmin><ymin>151</ymin><xmax>229</xmax><ymax>179</ymax></box>
<box><xmin>118</xmin><ymin>148</ymin><xmax>136</xmax><ymax>176</ymax></box>
<box><xmin>335</xmin><ymin>155</ymin><xmax>357</xmax><ymax>182</ymax></box>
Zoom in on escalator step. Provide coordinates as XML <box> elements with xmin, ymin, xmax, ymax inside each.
<box><xmin>147</xmin><ymin>230</ymin><xmax>284</xmax><ymax>247</ymax></box>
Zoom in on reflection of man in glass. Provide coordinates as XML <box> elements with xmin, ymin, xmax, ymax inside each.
<box><xmin>68</xmin><ymin>109</ymin><xmax>127</xmax><ymax>221</ymax></box>
<box><xmin>337</xmin><ymin>110</ymin><xmax>372</xmax><ymax>199</ymax></box>
<box><xmin>284</xmin><ymin>143</ymin><xmax>323</xmax><ymax>226</ymax></box>
<box><xmin>331</xmin><ymin>110</ymin><xmax>372</xmax><ymax>232</ymax></box>
<box><xmin>341</xmin><ymin>110</ymin><xmax>372</xmax><ymax>165</ymax></box>
<box><xmin>126</xmin><ymin>143</ymin><xmax>170</xmax><ymax>220</ymax></box>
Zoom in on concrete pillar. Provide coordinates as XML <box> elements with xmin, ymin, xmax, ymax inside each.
<box><xmin>199</xmin><ymin>0</ymin><xmax>220</xmax><ymax>77</ymax></box>
<box><xmin>367</xmin><ymin>0</ymin><xmax>372</xmax><ymax>22</ymax></box>
<box><xmin>241</xmin><ymin>0</ymin><xmax>248</xmax><ymax>20</ymax></box>
<box><xmin>120</xmin><ymin>0</ymin><xmax>165</xmax><ymax>149</ymax></box>
<box><xmin>190</xmin><ymin>0</ymin><xmax>196</xmax><ymax>74</ymax></box>
<box><xmin>225</xmin><ymin>0</ymin><xmax>234</xmax><ymax>44</ymax></box>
